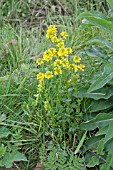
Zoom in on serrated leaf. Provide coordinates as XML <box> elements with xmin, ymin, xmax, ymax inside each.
<box><xmin>80</xmin><ymin>113</ymin><xmax>113</xmax><ymax>131</ymax></box>
<box><xmin>0</xmin><ymin>127</ymin><xmax>11</xmax><ymax>138</ymax></box>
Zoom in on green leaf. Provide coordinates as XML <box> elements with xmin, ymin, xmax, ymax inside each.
<box><xmin>87</xmin><ymin>99</ymin><xmax>113</xmax><ymax>112</ymax></box>
<box><xmin>88</xmin><ymin>73</ymin><xmax>113</xmax><ymax>92</ymax></box>
<box><xmin>0</xmin><ymin>127</ymin><xmax>11</xmax><ymax>138</ymax></box>
<box><xmin>80</xmin><ymin>113</ymin><xmax>113</xmax><ymax>131</ymax></box>
<box><xmin>85</xmin><ymin>136</ymin><xmax>103</xmax><ymax>151</ymax></box>
<box><xmin>87</xmin><ymin>156</ymin><xmax>99</xmax><ymax>167</ymax></box>
<box><xmin>3</xmin><ymin>151</ymin><xmax>27</xmax><ymax>168</ymax></box>
<box><xmin>107</xmin><ymin>0</ymin><xmax>113</xmax><ymax>9</ymax></box>
<box><xmin>89</xmin><ymin>37</ymin><xmax>113</xmax><ymax>51</ymax></box>
<box><xmin>0</xmin><ymin>144</ymin><xmax>7</xmax><ymax>158</ymax></box>
<box><xmin>88</xmin><ymin>62</ymin><xmax>113</xmax><ymax>92</ymax></box>
<box><xmin>0</xmin><ymin>114</ymin><xmax>6</xmax><ymax>122</ymax></box>
<box><xmin>85</xmin><ymin>86</ymin><xmax>113</xmax><ymax>100</ymax></box>
<box><xmin>75</xmin><ymin>132</ymin><xmax>87</xmax><ymax>154</ymax></box>
<box><xmin>77</xmin><ymin>12</ymin><xmax>113</xmax><ymax>33</ymax></box>
<box><xmin>85</xmin><ymin>46</ymin><xmax>108</xmax><ymax>59</ymax></box>
<box><xmin>105</xmin><ymin>138</ymin><xmax>113</xmax><ymax>151</ymax></box>
<box><xmin>97</xmin><ymin>139</ymin><xmax>105</xmax><ymax>155</ymax></box>
<box><xmin>104</xmin><ymin>121</ymin><xmax>113</xmax><ymax>144</ymax></box>
<box><xmin>95</xmin><ymin>125</ymin><xmax>108</xmax><ymax>136</ymax></box>
<box><xmin>100</xmin><ymin>150</ymin><xmax>113</xmax><ymax>170</ymax></box>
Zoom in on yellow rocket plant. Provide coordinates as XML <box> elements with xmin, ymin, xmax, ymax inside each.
<box><xmin>36</xmin><ymin>25</ymin><xmax>85</xmax><ymax>99</ymax></box>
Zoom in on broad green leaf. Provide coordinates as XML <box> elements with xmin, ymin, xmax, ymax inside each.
<box><xmin>83</xmin><ymin>92</ymin><xmax>105</xmax><ymax>100</ymax></box>
<box><xmin>100</xmin><ymin>150</ymin><xmax>113</xmax><ymax>170</ymax></box>
<box><xmin>105</xmin><ymin>138</ymin><xmax>113</xmax><ymax>151</ymax></box>
<box><xmin>85</xmin><ymin>86</ymin><xmax>113</xmax><ymax>100</ymax></box>
<box><xmin>104</xmin><ymin>62</ymin><xmax>113</xmax><ymax>74</ymax></box>
<box><xmin>77</xmin><ymin>12</ymin><xmax>113</xmax><ymax>33</ymax></box>
<box><xmin>95</xmin><ymin>125</ymin><xmax>108</xmax><ymax>136</ymax></box>
<box><xmin>74</xmin><ymin>85</ymin><xmax>113</xmax><ymax>100</ymax></box>
<box><xmin>97</xmin><ymin>139</ymin><xmax>105</xmax><ymax>155</ymax></box>
<box><xmin>107</xmin><ymin>0</ymin><xmax>113</xmax><ymax>9</ymax></box>
<box><xmin>88</xmin><ymin>62</ymin><xmax>113</xmax><ymax>92</ymax></box>
<box><xmin>3</xmin><ymin>151</ymin><xmax>27</xmax><ymax>168</ymax></box>
<box><xmin>89</xmin><ymin>37</ymin><xmax>113</xmax><ymax>51</ymax></box>
<box><xmin>87</xmin><ymin>99</ymin><xmax>113</xmax><ymax>112</ymax></box>
<box><xmin>88</xmin><ymin>73</ymin><xmax>113</xmax><ymax>92</ymax></box>
<box><xmin>85</xmin><ymin>136</ymin><xmax>103</xmax><ymax>151</ymax></box>
<box><xmin>87</xmin><ymin>156</ymin><xmax>99</xmax><ymax>167</ymax></box>
<box><xmin>85</xmin><ymin>46</ymin><xmax>108</xmax><ymax>59</ymax></box>
<box><xmin>0</xmin><ymin>127</ymin><xmax>11</xmax><ymax>138</ymax></box>
<box><xmin>80</xmin><ymin>113</ymin><xmax>113</xmax><ymax>131</ymax></box>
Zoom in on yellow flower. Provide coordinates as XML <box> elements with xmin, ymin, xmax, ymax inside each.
<box><xmin>54</xmin><ymin>67</ymin><xmax>62</xmax><ymax>75</ymax></box>
<box><xmin>62</xmin><ymin>59</ymin><xmax>69</xmax><ymax>67</ymax></box>
<box><xmin>69</xmin><ymin>64</ymin><xmax>78</xmax><ymax>72</ymax></box>
<box><xmin>57</xmin><ymin>48</ymin><xmax>68</xmax><ymax>57</ymax></box>
<box><xmin>57</xmin><ymin>38</ymin><xmax>64</xmax><ymax>43</ymax></box>
<box><xmin>48</xmin><ymin>48</ymin><xmax>57</xmax><ymax>58</ymax></box>
<box><xmin>46</xmin><ymin>25</ymin><xmax>57</xmax><ymax>39</ymax></box>
<box><xmin>54</xmin><ymin>59</ymin><xmax>63</xmax><ymax>67</ymax></box>
<box><xmin>43</xmin><ymin>50</ymin><xmax>52</xmax><ymax>57</ymax></box>
<box><xmin>67</xmin><ymin>48</ymin><xmax>73</xmax><ymax>54</ymax></box>
<box><xmin>51</xmin><ymin>36</ymin><xmax>59</xmax><ymax>43</ymax></box>
<box><xmin>47</xmin><ymin>25</ymin><xmax>57</xmax><ymax>32</ymax></box>
<box><xmin>45</xmin><ymin>71</ymin><xmax>53</xmax><ymax>79</ymax></box>
<box><xmin>36</xmin><ymin>58</ymin><xmax>43</xmax><ymax>66</ymax></box>
<box><xmin>57</xmin><ymin>42</ymin><xmax>64</xmax><ymax>48</ymax></box>
<box><xmin>73</xmin><ymin>56</ymin><xmax>81</xmax><ymax>63</ymax></box>
<box><xmin>61</xmin><ymin>31</ymin><xmax>68</xmax><ymax>38</ymax></box>
<box><xmin>37</xmin><ymin>72</ymin><xmax>45</xmax><ymax>81</ymax></box>
<box><xmin>43</xmin><ymin>50</ymin><xmax>53</xmax><ymax>62</ymax></box>
<box><xmin>78</xmin><ymin>64</ymin><xmax>85</xmax><ymax>71</ymax></box>
<box><xmin>68</xmin><ymin>79</ymin><xmax>72</xmax><ymax>83</ymax></box>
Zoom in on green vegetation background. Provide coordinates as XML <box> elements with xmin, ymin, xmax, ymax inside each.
<box><xmin>1</xmin><ymin>0</ymin><xmax>113</xmax><ymax>170</ymax></box>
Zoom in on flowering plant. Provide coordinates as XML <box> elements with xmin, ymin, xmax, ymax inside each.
<box><xmin>36</xmin><ymin>25</ymin><xmax>85</xmax><ymax>95</ymax></box>
<box><xmin>36</xmin><ymin>25</ymin><xmax>85</xmax><ymax>143</ymax></box>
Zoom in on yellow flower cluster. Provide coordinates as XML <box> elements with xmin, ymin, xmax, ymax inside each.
<box><xmin>36</xmin><ymin>25</ymin><xmax>85</xmax><ymax>93</ymax></box>
<box><xmin>46</xmin><ymin>25</ymin><xmax>57</xmax><ymax>39</ymax></box>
